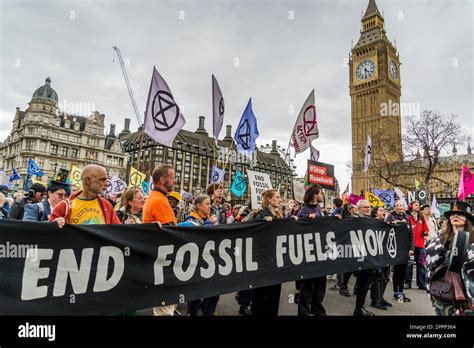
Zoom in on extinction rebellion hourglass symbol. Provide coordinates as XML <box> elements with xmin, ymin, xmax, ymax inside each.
<box><xmin>387</xmin><ymin>229</ymin><xmax>397</xmax><ymax>258</ymax></box>
<box><xmin>237</xmin><ymin>120</ymin><xmax>251</xmax><ymax>150</ymax></box>
<box><xmin>151</xmin><ymin>91</ymin><xmax>180</xmax><ymax>131</ymax></box>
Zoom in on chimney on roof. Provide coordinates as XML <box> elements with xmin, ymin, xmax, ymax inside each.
<box><xmin>270</xmin><ymin>140</ymin><xmax>279</xmax><ymax>156</ymax></box>
<box><xmin>119</xmin><ymin>118</ymin><xmax>131</xmax><ymax>139</ymax></box>
<box><xmin>109</xmin><ymin>124</ymin><xmax>116</xmax><ymax>137</ymax></box>
<box><xmin>223</xmin><ymin>125</ymin><xmax>233</xmax><ymax>143</ymax></box>
<box><xmin>195</xmin><ymin>116</ymin><xmax>208</xmax><ymax>136</ymax></box>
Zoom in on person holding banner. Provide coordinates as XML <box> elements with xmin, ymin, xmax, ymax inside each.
<box><xmin>179</xmin><ymin>194</ymin><xmax>220</xmax><ymax>316</ymax></box>
<box><xmin>370</xmin><ymin>206</ymin><xmax>392</xmax><ymax>310</ymax></box>
<box><xmin>385</xmin><ymin>200</ymin><xmax>414</xmax><ymax>303</ymax></box>
<box><xmin>143</xmin><ymin>164</ymin><xmax>178</xmax><ymax>316</ymax></box>
<box><xmin>49</xmin><ymin>165</ymin><xmax>121</xmax><ymax>226</ymax></box>
<box><xmin>116</xmin><ymin>188</ymin><xmax>145</xmax><ymax>224</ymax></box>
<box><xmin>251</xmin><ymin>189</ymin><xmax>284</xmax><ymax>316</ymax></box>
<box><xmin>297</xmin><ymin>184</ymin><xmax>327</xmax><ymax>316</ymax></box>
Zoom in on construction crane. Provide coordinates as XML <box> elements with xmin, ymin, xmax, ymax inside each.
<box><xmin>112</xmin><ymin>46</ymin><xmax>142</xmax><ymax>126</ymax></box>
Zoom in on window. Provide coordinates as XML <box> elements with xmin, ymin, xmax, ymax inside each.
<box><xmin>61</xmin><ymin>147</ymin><xmax>68</xmax><ymax>157</ymax></box>
<box><xmin>39</xmin><ymin>141</ymin><xmax>46</xmax><ymax>151</ymax></box>
<box><xmin>43</xmin><ymin>117</ymin><xmax>49</xmax><ymax>124</ymax></box>
<box><xmin>25</xmin><ymin>140</ymin><xmax>35</xmax><ymax>151</ymax></box>
<box><xmin>71</xmin><ymin>148</ymin><xmax>78</xmax><ymax>158</ymax></box>
<box><xmin>50</xmin><ymin>144</ymin><xmax>58</xmax><ymax>155</ymax></box>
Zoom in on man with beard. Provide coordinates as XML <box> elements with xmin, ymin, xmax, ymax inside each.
<box><xmin>143</xmin><ymin>164</ymin><xmax>178</xmax><ymax>316</ymax></box>
<box><xmin>50</xmin><ymin>165</ymin><xmax>120</xmax><ymax>226</ymax></box>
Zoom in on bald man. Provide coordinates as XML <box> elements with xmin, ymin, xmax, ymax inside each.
<box><xmin>50</xmin><ymin>164</ymin><xmax>120</xmax><ymax>226</ymax></box>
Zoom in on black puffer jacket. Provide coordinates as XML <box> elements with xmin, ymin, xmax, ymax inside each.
<box><xmin>385</xmin><ymin>210</ymin><xmax>414</xmax><ymax>250</ymax></box>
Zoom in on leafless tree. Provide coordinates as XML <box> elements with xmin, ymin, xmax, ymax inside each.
<box><xmin>372</xmin><ymin>110</ymin><xmax>470</xmax><ymax>189</ymax></box>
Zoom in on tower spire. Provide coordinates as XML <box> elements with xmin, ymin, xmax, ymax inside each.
<box><xmin>362</xmin><ymin>0</ymin><xmax>382</xmax><ymax>20</ymax></box>
<box><xmin>360</xmin><ymin>0</ymin><xmax>384</xmax><ymax>33</ymax></box>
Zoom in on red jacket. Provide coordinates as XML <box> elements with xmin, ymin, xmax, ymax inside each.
<box><xmin>49</xmin><ymin>191</ymin><xmax>121</xmax><ymax>225</ymax></box>
<box><xmin>408</xmin><ymin>212</ymin><xmax>428</xmax><ymax>248</ymax></box>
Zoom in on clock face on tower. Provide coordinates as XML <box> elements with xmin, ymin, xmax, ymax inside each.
<box><xmin>356</xmin><ymin>59</ymin><xmax>376</xmax><ymax>80</ymax></box>
<box><xmin>389</xmin><ymin>60</ymin><xmax>398</xmax><ymax>79</ymax></box>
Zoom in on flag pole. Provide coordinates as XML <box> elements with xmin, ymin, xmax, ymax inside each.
<box><xmin>222</xmin><ymin>141</ymin><xmax>235</xmax><ymax>200</ymax></box>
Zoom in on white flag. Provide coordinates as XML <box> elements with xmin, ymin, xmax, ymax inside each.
<box><xmin>290</xmin><ymin>90</ymin><xmax>319</xmax><ymax>154</ymax></box>
<box><xmin>431</xmin><ymin>194</ymin><xmax>440</xmax><ymax>218</ymax></box>
<box><xmin>394</xmin><ymin>187</ymin><xmax>408</xmax><ymax>210</ymax></box>
<box><xmin>212</xmin><ymin>74</ymin><xmax>225</xmax><ymax>140</ymax></box>
<box><xmin>363</xmin><ymin>134</ymin><xmax>372</xmax><ymax>172</ymax></box>
<box><xmin>144</xmin><ymin>66</ymin><xmax>186</xmax><ymax>147</ymax></box>
<box><xmin>310</xmin><ymin>144</ymin><xmax>320</xmax><ymax>161</ymax></box>
<box><xmin>110</xmin><ymin>175</ymin><xmax>127</xmax><ymax>195</ymax></box>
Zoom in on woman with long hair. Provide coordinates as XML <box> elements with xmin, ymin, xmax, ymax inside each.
<box><xmin>116</xmin><ymin>188</ymin><xmax>145</xmax><ymax>224</ymax></box>
<box><xmin>426</xmin><ymin>201</ymin><xmax>474</xmax><ymax>316</ymax></box>
<box><xmin>251</xmin><ymin>189</ymin><xmax>284</xmax><ymax>316</ymax></box>
<box><xmin>296</xmin><ymin>184</ymin><xmax>327</xmax><ymax>316</ymax></box>
<box><xmin>179</xmin><ymin>194</ymin><xmax>219</xmax><ymax>316</ymax></box>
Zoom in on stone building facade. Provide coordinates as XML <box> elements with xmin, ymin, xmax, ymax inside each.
<box><xmin>0</xmin><ymin>78</ymin><xmax>126</xmax><ymax>182</ymax></box>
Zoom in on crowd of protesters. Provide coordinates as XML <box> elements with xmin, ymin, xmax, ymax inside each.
<box><xmin>0</xmin><ymin>163</ymin><xmax>472</xmax><ymax>316</ymax></box>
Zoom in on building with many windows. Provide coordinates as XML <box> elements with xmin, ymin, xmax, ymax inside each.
<box><xmin>121</xmin><ymin>116</ymin><xmax>296</xmax><ymax>203</ymax></box>
<box><xmin>0</xmin><ymin>78</ymin><xmax>126</xmax><ymax>183</ymax></box>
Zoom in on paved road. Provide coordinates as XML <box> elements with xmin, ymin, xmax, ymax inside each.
<box><xmin>137</xmin><ymin>276</ymin><xmax>435</xmax><ymax>316</ymax></box>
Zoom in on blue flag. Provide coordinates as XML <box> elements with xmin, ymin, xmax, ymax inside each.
<box><xmin>141</xmin><ymin>180</ymin><xmax>150</xmax><ymax>195</ymax></box>
<box><xmin>230</xmin><ymin>171</ymin><xmax>247</xmax><ymax>197</ymax></box>
<box><xmin>373</xmin><ymin>189</ymin><xmax>395</xmax><ymax>207</ymax></box>
<box><xmin>210</xmin><ymin>166</ymin><xmax>224</xmax><ymax>184</ymax></box>
<box><xmin>27</xmin><ymin>159</ymin><xmax>44</xmax><ymax>177</ymax></box>
<box><xmin>234</xmin><ymin>98</ymin><xmax>259</xmax><ymax>156</ymax></box>
<box><xmin>9</xmin><ymin>168</ymin><xmax>21</xmax><ymax>181</ymax></box>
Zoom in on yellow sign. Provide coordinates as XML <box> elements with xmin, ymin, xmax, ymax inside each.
<box><xmin>69</xmin><ymin>165</ymin><xmax>83</xmax><ymax>190</ymax></box>
<box><xmin>365</xmin><ymin>191</ymin><xmax>384</xmax><ymax>207</ymax></box>
<box><xmin>128</xmin><ymin>167</ymin><xmax>147</xmax><ymax>188</ymax></box>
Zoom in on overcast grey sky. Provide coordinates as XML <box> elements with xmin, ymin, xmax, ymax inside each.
<box><xmin>1</xmin><ymin>0</ymin><xmax>473</xmax><ymax>189</ymax></box>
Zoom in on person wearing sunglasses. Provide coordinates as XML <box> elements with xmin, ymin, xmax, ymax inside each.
<box><xmin>23</xmin><ymin>180</ymin><xmax>70</xmax><ymax>222</ymax></box>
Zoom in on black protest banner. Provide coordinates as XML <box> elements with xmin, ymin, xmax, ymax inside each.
<box><xmin>0</xmin><ymin>218</ymin><xmax>409</xmax><ymax>315</ymax></box>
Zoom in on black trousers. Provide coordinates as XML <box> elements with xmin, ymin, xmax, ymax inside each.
<box><xmin>370</xmin><ymin>267</ymin><xmax>390</xmax><ymax>303</ymax></box>
<box><xmin>297</xmin><ymin>276</ymin><xmax>327</xmax><ymax>316</ymax></box>
<box><xmin>237</xmin><ymin>289</ymin><xmax>252</xmax><ymax>307</ymax></box>
<box><xmin>341</xmin><ymin>272</ymin><xmax>353</xmax><ymax>289</ymax></box>
<box><xmin>189</xmin><ymin>296</ymin><xmax>220</xmax><ymax>316</ymax></box>
<box><xmin>355</xmin><ymin>270</ymin><xmax>373</xmax><ymax>310</ymax></box>
<box><xmin>251</xmin><ymin>284</ymin><xmax>281</xmax><ymax>316</ymax></box>
<box><xmin>393</xmin><ymin>263</ymin><xmax>408</xmax><ymax>295</ymax></box>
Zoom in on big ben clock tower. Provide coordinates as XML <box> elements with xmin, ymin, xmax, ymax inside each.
<box><xmin>350</xmin><ymin>0</ymin><xmax>403</xmax><ymax>194</ymax></box>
